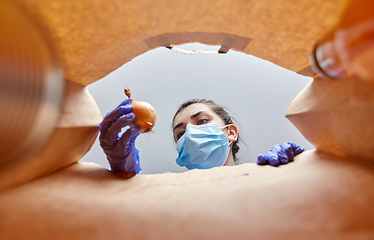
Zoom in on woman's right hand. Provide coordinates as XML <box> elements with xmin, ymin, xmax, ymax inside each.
<box><xmin>99</xmin><ymin>99</ymin><xmax>142</xmax><ymax>174</ymax></box>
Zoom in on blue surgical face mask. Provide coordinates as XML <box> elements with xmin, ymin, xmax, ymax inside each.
<box><xmin>175</xmin><ymin>123</ymin><xmax>231</xmax><ymax>170</ymax></box>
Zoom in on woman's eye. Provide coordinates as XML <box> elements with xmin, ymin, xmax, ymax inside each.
<box><xmin>197</xmin><ymin>119</ymin><xmax>208</xmax><ymax>125</ymax></box>
<box><xmin>177</xmin><ymin>131</ymin><xmax>185</xmax><ymax>140</ymax></box>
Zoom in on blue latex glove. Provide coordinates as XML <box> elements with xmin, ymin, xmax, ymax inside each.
<box><xmin>99</xmin><ymin>99</ymin><xmax>142</xmax><ymax>174</ymax></box>
<box><xmin>257</xmin><ymin>142</ymin><xmax>305</xmax><ymax>167</ymax></box>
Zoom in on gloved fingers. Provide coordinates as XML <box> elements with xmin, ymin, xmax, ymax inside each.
<box><xmin>287</xmin><ymin>142</ymin><xmax>306</xmax><ymax>156</ymax></box>
<box><xmin>257</xmin><ymin>142</ymin><xmax>306</xmax><ymax>167</ymax></box>
<box><xmin>116</xmin><ymin>99</ymin><xmax>133</xmax><ymax>108</ymax></box>
<box><xmin>100</xmin><ymin>113</ymin><xmax>136</xmax><ymax>147</ymax></box>
<box><xmin>99</xmin><ymin>102</ymin><xmax>133</xmax><ymax>137</ymax></box>
<box><xmin>102</xmin><ymin>121</ymin><xmax>139</xmax><ymax>159</ymax></box>
<box><xmin>257</xmin><ymin>154</ymin><xmax>268</xmax><ymax>165</ymax></box>
<box><xmin>128</xmin><ymin>123</ymin><xmax>141</xmax><ymax>142</ymax></box>
<box><xmin>257</xmin><ymin>147</ymin><xmax>282</xmax><ymax>166</ymax></box>
<box><xmin>265</xmin><ymin>149</ymin><xmax>280</xmax><ymax>166</ymax></box>
<box><xmin>281</xmin><ymin>142</ymin><xmax>295</xmax><ymax>162</ymax></box>
<box><xmin>107</xmin><ymin>112</ymin><xmax>136</xmax><ymax>140</ymax></box>
<box><xmin>271</xmin><ymin>144</ymin><xmax>289</xmax><ymax>165</ymax></box>
<box><xmin>102</xmin><ymin>101</ymin><xmax>133</xmax><ymax>124</ymax></box>
<box><xmin>117</xmin><ymin>124</ymin><xmax>141</xmax><ymax>149</ymax></box>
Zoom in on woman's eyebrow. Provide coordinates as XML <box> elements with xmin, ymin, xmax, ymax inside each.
<box><xmin>173</xmin><ymin>123</ymin><xmax>183</xmax><ymax>132</ymax></box>
<box><xmin>191</xmin><ymin>111</ymin><xmax>204</xmax><ymax>119</ymax></box>
<box><xmin>174</xmin><ymin>111</ymin><xmax>208</xmax><ymax>132</ymax></box>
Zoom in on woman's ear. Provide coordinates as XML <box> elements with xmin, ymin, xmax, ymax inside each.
<box><xmin>227</xmin><ymin>124</ymin><xmax>238</xmax><ymax>143</ymax></box>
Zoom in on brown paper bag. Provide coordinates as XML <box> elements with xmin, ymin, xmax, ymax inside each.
<box><xmin>286</xmin><ymin>77</ymin><xmax>374</xmax><ymax>162</ymax></box>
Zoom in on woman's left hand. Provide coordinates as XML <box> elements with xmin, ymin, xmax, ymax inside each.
<box><xmin>257</xmin><ymin>142</ymin><xmax>305</xmax><ymax>167</ymax></box>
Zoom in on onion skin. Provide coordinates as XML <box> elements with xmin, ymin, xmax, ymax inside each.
<box><xmin>131</xmin><ymin>99</ymin><xmax>157</xmax><ymax>133</ymax></box>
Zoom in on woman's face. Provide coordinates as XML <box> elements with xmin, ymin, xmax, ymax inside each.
<box><xmin>173</xmin><ymin>103</ymin><xmax>226</xmax><ymax>142</ymax></box>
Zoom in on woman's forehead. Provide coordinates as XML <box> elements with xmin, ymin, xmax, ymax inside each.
<box><xmin>174</xmin><ymin>103</ymin><xmax>217</xmax><ymax>124</ymax></box>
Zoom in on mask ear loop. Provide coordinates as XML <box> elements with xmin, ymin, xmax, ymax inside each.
<box><xmin>221</xmin><ymin>124</ymin><xmax>234</xmax><ymax>147</ymax></box>
<box><xmin>221</xmin><ymin>124</ymin><xmax>231</xmax><ymax>130</ymax></box>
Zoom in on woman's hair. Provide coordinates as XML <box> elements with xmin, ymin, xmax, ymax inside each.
<box><xmin>172</xmin><ymin>99</ymin><xmax>240</xmax><ymax>163</ymax></box>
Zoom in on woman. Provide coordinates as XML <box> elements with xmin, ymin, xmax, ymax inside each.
<box><xmin>172</xmin><ymin>99</ymin><xmax>240</xmax><ymax>169</ymax></box>
<box><xmin>99</xmin><ymin>98</ymin><xmax>305</xmax><ymax>174</ymax></box>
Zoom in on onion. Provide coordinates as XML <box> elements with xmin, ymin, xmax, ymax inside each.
<box><xmin>125</xmin><ymin>87</ymin><xmax>157</xmax><ymax>133</ymax></box>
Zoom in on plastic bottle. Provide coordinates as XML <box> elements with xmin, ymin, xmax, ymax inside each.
<box><xmin>310</xmin><ymin>0</ymin><xmax>374</xmax><ymax>81</ymax></box>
